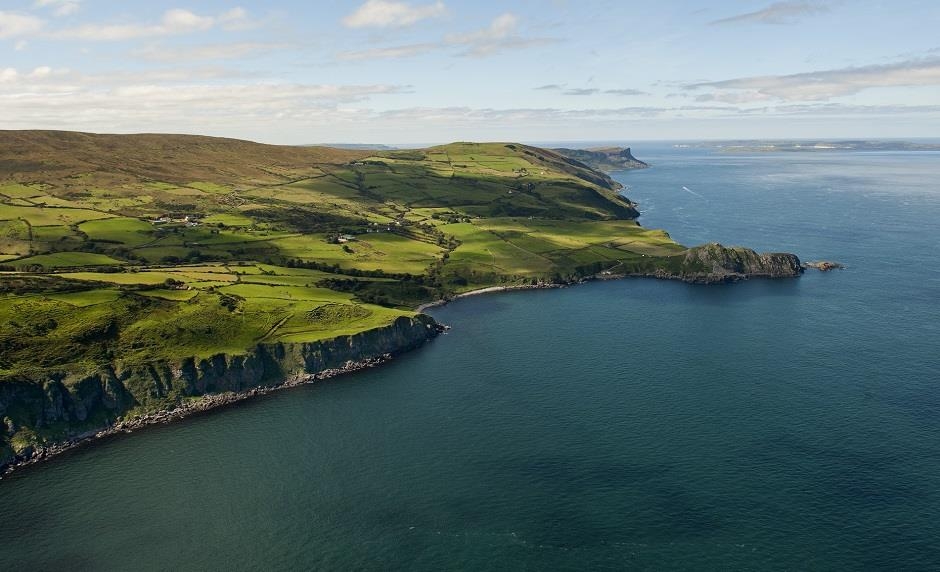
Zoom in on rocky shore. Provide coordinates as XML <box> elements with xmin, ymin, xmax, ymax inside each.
<box><xmin>2</xmin><ymin>243</ymin><xmax>805</xmax><ymax>479</ymax></box>
<box><xmin>0</xmin><ymin>356</ymin><xmax>403</xmax><ymax>478</ymax></box>
<box><xmin>421</xmin><ymin>244</ymin><xmax>803</xmax><ymax>312</ymax></box>
<box><xmin>656</xmin><ymin>243</ymin><xmax>803</xmax><ymax>284</ymax></box>
<box><xmin>0</xmin><ymin>356</ymin><xmax>400</xmax><ymax>478</ymax></box>
<box><xmin>804</xmin><ymin>260</ymin><xmax>844</xmax><ymax>271</ymax></box>
<box><xmin>1</xmin><ymin>315</ymin><xmax>443</xmax><ymax>478</ymax></box>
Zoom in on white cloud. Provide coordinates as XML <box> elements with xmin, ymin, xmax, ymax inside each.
<box><xmin>338</xmin><ymin>43</ymin><xmax>438</xmax><ymax>61</ymax></box>
<box><xmin>337</xmin><ymin>12</ymin><xmax>557</xmax><ymax>60</ymax></box>
<box><xmin>605</xmin><ymin>89</ymin><xmax>647</xmax><ymax>96</ymax></box>
<box><xmin>0</xmin><ymin>11</ymin><xmax>44</xmax><ymax>38</ymax></box>
<box><xmin>0</xmin><ymin>69</ymin><xmax>408</xmax><ymax>132</ymax></box>
<box><xmin>29</xmin><ymin>66</ymin><xmax>53</xmax><ymax>78</ymax></box>
<box><xmin>54</xmin><ymin>8</ymin><xmax>223</xmax><ymax>41</ymax></box>
<box><xmin>135</xmin><ymin>41</ymin><xmax>289</xmax><ymax>62</ymax></box>
<box><xmin>220</xmin><ymin>7</ymin><xmax>247</xmax><ymax>22</ymax></box>
<box><xmin>342</xmin><ymin>0</ymin><xmax>446</xmax><ymax>28</ymax></box>
<box><xmin>534</xmin><ymin>85</ymin><xmax>648</xmax><ymax>97</ymax></box>
<box><xmin>161</xmin><ymin>9</ymin><xmax>214</xmax><ymax>32</ymax></box>
<box><xmin>15</xmin><ymin>40</ymin><xmax>28</xmax><ymax>51</ymax></box>
<box><xmin>447</xmin><ymin>12</ymin><xmax>515</xmax><ymax>43</ymax></box>
<box><xmin>34</xmin><ymin>0</ymin><xmax>81</xmax><ymax>18</ymax></box>
<box><xmin>710</xmin><ymin>1</ymin><xmax>827</xmax><ymax>25</ymax></box>
<box><xmin>445</xmin><ymin>13</ymin><xmax>559</xmax><ymax>57</ymax></box>
<box><xmin>688</xmin><ymin>58</ymin><xmax>940</xmax><ymax>101</ymax></box>
<box><xmin>2</xmin><ymin>71</ymin><xmax>937</xmax><ymax>142</ymax></box>
<box><xmin>219</xmin><ymin>7</ymin><xmax>255</xmax><ymax>31</ymax></box>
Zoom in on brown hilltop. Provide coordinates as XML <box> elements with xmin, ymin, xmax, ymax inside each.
<box><xmin>0</xmin><ymin>130</ymin><xmax>368</xmax><ymax>187</ymax></box>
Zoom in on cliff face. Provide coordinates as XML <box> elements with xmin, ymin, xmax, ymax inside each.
<box><xmin>552</xmin><ymin>147</ymin><xmax>650</xmax><ymax>172</ymax></box>
<box><xmin>653</xmin><ymin>243</ymin><xmax>803</xmax><ymax>284</ymax></box>
<box><xmin>0</xmin><ymin>315</ymin><xmax>440</xmax><ymax>466</ymax></box>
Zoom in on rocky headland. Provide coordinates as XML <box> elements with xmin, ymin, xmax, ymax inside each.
<box><xmin>665</xmin><ymin>243</ymin><xmax>804</xmax><ymax>283</ymax></box>
<box><xmin>593</xmin><ymin>242</ymin><xmax>803</xmax><ymax>284</ymax></box>
<box><xmin>553</xmin><ymin>146</ymin><xmax>650</xmax><ymax>171</ymax></box>
<box><xmin>0</xmin><ymin>315</ymin><xmax>443</xmax><ymax>476</ymax></box>
<box><xmin>0</xmin><ymin>244</ymin><xmax>805</xmax><ymax>478</ymax></box>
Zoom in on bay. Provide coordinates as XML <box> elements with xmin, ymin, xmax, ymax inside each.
<box><xmin>2</xmin><ymin>146</ymin><xmax>939</xmax><ymax>570</ymax></box>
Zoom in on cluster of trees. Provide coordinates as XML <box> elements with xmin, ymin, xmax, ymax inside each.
<box><xmin>430</xmin><ymin>213</ymin><xmax>472</xmax><ymax>224</ymax></box>
<box><xmin>318</xmin><ymin>277</ymin><xmax>438</xmax><ymax>309</ymax></box>
<box><xmin>218</xmin><ymin>293</ymin><xmax>243</xmax><ymax>312</ymax></box>
<box><xmin>159</xmin><ymin>249</ymin><xmax>215</xmax><ymax>265</ymax></box>
<box><xmin>76</xmin><ymin>241</ymin><xmax>146</xmax><ymax>263</ymax></box>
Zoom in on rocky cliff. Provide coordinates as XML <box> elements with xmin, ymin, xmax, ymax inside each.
<box><xmin>552</xmin><ymin>147</ymin><xmax>650</xmax><ymax>172</ymax></box>
<box><xmin>662</xmin><ymin>243</ymin><xmax>803</xmax><ymax>284</ymax></box>
<box><xmin>0</xmin><ymin>315</ymin><xmax>441</xmax><ymax>472</ymax></box>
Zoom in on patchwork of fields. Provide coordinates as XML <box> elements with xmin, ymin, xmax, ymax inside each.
<box><xmin>0</xmin><ymin>132</ymin><xmax>686</xmax><ymax>382</ymax></box>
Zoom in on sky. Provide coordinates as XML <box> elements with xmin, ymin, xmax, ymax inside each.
<box><xmin>2</xmin><ymin>0</ymin><xmax>939</xmax><ymax>144</ymax></box>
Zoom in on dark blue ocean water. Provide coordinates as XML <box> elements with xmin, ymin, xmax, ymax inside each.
<box><xmin>1</xmin><ymin>147</ymin><xmax>939</xmax><ymax>571</ymax></box>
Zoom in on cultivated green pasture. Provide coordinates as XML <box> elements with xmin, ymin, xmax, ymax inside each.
<box><xmin>0</xmin><ymin>204</ymin><xmax>113</xmax><ymax>226</ymax></box>
<box><xmin>0</xmin><ymin>183</ymin><xmax>44</xmax><ymax>199</ymax></box>
<box><xmin>11</xmin><ymin>252</ymin><xmax>126</xmax><ymax>269</ymax></box>
<box><xmin>0</xmin><ymin>134</ymin><xmax>688</xmax><ymax>392</ymax></box>
<box><xmin>45</xmin><ymin>289</ymin><xmax>123</xmax><ymax>307</ymax></box>
<box><xmin>79</xmin><ymin>217</ymin><xmax>154</xmax><ymax>247</ymax></box>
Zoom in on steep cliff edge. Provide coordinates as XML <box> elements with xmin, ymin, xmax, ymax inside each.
<box><xmin>552</xmin><ymin>147</ymin><xmax>650</xmax><ymax>172</ymax></box>
<box><xmin>589</xmin><ymin>243</ymin><xmax>801</xmax><ymax>284</ymax></box>
<box><xmin>0</xmin><ymin>315</ymin><xmax>441</xmax><ymax>473</ymax></box>
<box><xmin>662</xmin><ymin>243</ymin><xmax>803</xmax><ymax>284</ymax></box>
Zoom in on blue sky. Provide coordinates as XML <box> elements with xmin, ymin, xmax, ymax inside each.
<box><xmin>2</xmin><ymin>0</ymin><xmax>939</xmax><ymax>144</ymax></box>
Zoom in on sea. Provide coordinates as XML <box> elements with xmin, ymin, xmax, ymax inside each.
<box><xmin>1</xmin><ymin>144</ymin><xmax>939</xmax><ymax>571</ymax></box>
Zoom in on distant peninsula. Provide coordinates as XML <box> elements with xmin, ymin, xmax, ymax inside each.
<box><xmin>552</xmin><ymin>146</ymin><xmax>650</xmax><ymax>171</ymax></box>
<box><xmin>693</xmin><ymin>140</ymin><xmax>940</xmax><ymax>153</ymax></box>
<box><xmin>0</xmin><ymin>131</ymin><xmax>800</xmax><ymax>475</ymax></box>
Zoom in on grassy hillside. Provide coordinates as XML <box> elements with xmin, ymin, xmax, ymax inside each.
<box><xmin>0</xmin><ymin>131</ymin><xmax>684</xmax><ymax>384</ymax></box>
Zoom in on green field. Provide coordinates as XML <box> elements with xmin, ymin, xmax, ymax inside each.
<box><xmin>78</xmin><ymin>217</ymin><xmax>154</xmax><ymax>247</ymax></box>
<box><xmin>0</xmin><ymin>131</ymin><xmax>715</xmax><ymax>460</ymax></box>
<box><xmin>0</xmin><ymin>132</ymin><xmax>692</xmax><ymax>418</ymax></box>
<box><xmin>10</xmin><ymin>252</ymin><xmax>127</xmax><ymax>269</ymax></box>
<box><xmin>0</xmin><ymin>183</ymin><xmax>44</xmax><ymax>199</ymax></box>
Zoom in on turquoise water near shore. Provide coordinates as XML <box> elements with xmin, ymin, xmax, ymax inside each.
<box><xmin>1</xmin><ymin>147</ymin><xmax>939</xmax><ymax>570</ymax></box>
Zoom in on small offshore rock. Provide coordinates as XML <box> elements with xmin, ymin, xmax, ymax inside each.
<box><xmin>804</xmin><ymin>260</ymin><xmax>844</xmax><ymax>271</ymax></box>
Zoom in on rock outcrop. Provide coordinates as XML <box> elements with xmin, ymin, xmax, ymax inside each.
<box><xmin>656</xmin><ymin>243</ymin><xmax>803</xmax><ymax>284</ymax></box>
<box><xmin>1</xmin><ymin>315</ymin><xmax>441</xmax><ymax>473</ymax></box>
<box><xmin>552</xmin><ymin>147</ymin><xmax>650</xmax><ymax>172</ymax></box>
<box><xmin>803</xmin><ymin>261</ymin><xmax>844</xmax><ymax>271</ymax></box>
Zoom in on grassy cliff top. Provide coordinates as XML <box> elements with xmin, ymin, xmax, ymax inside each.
<box><xmin>0</xmin><ymin>131</ymin><xmax>682</xmax><ymax>382</ymax></box>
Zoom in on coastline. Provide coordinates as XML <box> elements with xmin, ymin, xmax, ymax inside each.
<box><xmin>0</xmin><ymin>355</ymin><xmax>396</xmax><ymax>479</ymax></box>
<box><xmin>2</xmin><ymin>284</ymin><xmax>576</xmax><ymax>479</ymax></box>
<box><xmin>415</xmin><ymin>249</ymin><xmax>806</xmax><ymax>313</ymax></box>
<box><xmin>415</xmin><ymin>283</ymin><xmax>566</xmax><ymax>313</ymax></box>
<box><xmin>0</xmin><ymin>280</ymin><xmax>630</xmax><ymax>479</ymax></box>
<box><xmin>2</xmin><ymin>247</ymin><xmax>804</xmax><ymax>480</ymax></box>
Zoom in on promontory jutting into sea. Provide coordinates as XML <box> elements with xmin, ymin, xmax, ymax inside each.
<box><xmin>2</xmin><ymin>0</ymin><xmax>939</xmax><ymax>570</ymax></box>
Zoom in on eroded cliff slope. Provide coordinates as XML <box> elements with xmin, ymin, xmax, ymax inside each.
<box><xmin>1</xmin><ymin>315</ymin><xmax>440</xmax><ymax>470</ymax></box>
